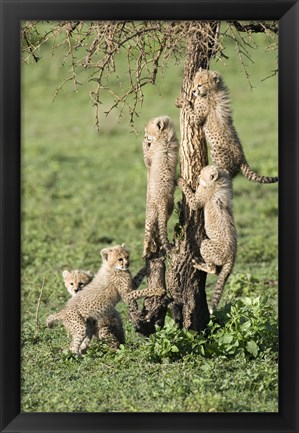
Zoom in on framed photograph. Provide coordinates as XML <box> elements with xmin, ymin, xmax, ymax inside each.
<box><xmin>0</xmin><ymin>0</ymin><xmax>298</xmax><ymax>432</ymax></box>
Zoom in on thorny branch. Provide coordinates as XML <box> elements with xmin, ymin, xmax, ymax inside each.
<box><xmin>21</xmin><ymin>20</ymin><xmax>278</xmax><ymax>130</ymax></box>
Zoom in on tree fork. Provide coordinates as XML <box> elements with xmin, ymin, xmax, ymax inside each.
<box><xmin>130</xmin><ymin>253</ymin><xmax>170</xmax><ymax>337</ymax></box>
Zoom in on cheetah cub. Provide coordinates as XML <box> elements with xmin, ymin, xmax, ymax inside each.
<box><xmin>62</xmin><ymin>269</ymin><xmax>125</xmax><ymax>349</ymax></box>
<box><xmin>177</xmin><ymin>165</ymin><xmax>237</xmax><ymax>314</ymax></box>
<box><xmin>46</xmin><ymin>244</ymin><xmax>164</xmax><ymax>355</ymax></box>
<box><xmin>142</xmin><ymin>116</ymin><xmax>179</xmax><ymax>257</ymax></box>
<box><xmin>177</xmin><ymin>68</ymin><xmax>278</xmax><ymax>184</ymax></box>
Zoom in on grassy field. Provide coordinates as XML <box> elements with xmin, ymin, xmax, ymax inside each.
<box><xmin>21</xmin><ymin>26</ymin><xmax>278</xmax><ymax>412</ymax></box>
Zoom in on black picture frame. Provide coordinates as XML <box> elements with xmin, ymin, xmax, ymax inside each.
<box><xmin>0</xmin><ymin>1</ymin><xmax>298</xmax><ymax>432</ymax></box>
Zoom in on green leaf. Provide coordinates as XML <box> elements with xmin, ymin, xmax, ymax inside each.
<box><xmin>240</xmin><ymin>321</ymin><xmax>251</xmax><ymax>332</ymax></box>
<box><xmin>222</xmin><ymin>334</ymin><xmax>234</xmax><ymax>344</ymax></box>
<box><xmin>243</xmin><ymin>297</ymin><xmax>253</xmax><ymax>306</ymax></box>
<box><xmin>246</xmin><ymin>340</ymin><xmax>259</xmax><ymax>357</ymax></box>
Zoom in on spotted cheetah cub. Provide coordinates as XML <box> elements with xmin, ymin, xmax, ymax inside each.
<box><xmin>46</xmin><ymin>244</ymin><xmax>164</xmax><ymax>355</ymax></box>
<box><xmin>177</xmin><ymin>165</ymin><xmax>237</xmax><ymax>314</ymax></box>
<box><xmin>177</xmin><ymin>68</ymin><xmax>278</xmax><ymax>184</ymax></box>
<box><xmin>142</xmin><ymin>116</ymin><xmax>179</xmax><ymax>257</ymax></box>
<box><xmin>62</xmin><ymin>269</ymin><xmax>125</xmax><ymax>349</ymax></box>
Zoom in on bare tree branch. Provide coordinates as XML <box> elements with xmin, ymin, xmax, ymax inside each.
<box><xmin>228</xmin><ymin>20</ymin><xmax>278</xmax><ymax>34</ymax></box>
<box><xmin>21</xmin><ymin>20</ymin><xmax>278</xmax><ymax>130</ymax></box>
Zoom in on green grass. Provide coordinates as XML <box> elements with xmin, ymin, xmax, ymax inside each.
<box><xmin>21</xmin><ymin>26</ymin><xmax>278</xmax><ymax>413</ymax></box>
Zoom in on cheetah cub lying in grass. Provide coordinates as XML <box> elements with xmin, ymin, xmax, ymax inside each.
<box><xmin>47</xmin><ymin>244</ymin><xmax>164</xmax><ymax>355</ymax></box>
<box><xmin>177</xmin><ymin>165</ymin><xmax>237</xmax><ymax>314</ymax></box>
<box><xmin>62</xmin><ymin>269</ymin><xmax>125</xmax><ymax>349</ymax></box>
<box><xmin>142</xmin><ymin>116</ymin><xmax>179</xmax><ymax>257</ymax></box>
<box><xmin>177</xmin><ymin>68</ymin><xmax>278</xmax><ymax>184</ymax></box>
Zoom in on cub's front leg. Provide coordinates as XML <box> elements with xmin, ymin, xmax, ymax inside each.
<box><xmin>177</xmin><ymin>178</ymin><xmax>198</xmax><ymax>211</ymax></box>
<box><xmin>123</xmin><ymin>286</ymin><xmax>166</xmax><ymax>304</ymax></box>
<box><xmin>176</xmin><ymin>96</ymin><xmax>196</xmax><ymax>121</ymax></box>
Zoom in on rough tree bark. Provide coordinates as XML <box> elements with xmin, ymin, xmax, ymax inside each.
<box><xmin>130</xmin><ymin>255</ymin><xmax>170</xmax><ymax>337</ymax></box>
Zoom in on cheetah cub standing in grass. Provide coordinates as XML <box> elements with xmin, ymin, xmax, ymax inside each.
<box><xmin>47</xmin><ymin>244</ymin><xmax>164</xmax><ymax>355</ymax></box>
<box><xmin>177</xmin><ymin>165</ymin><xmax>237</xmax><ymax>314</ymax></box>
<box><xmin>177</xmin><ymin>68</ymin><xmax>278</xmax><ymax>184</ymax></box>
<box><xmin>142</xmin><ymin>116</ymin><xmax>179</xmax><ymax>257</ymax></box>
<box><xmin>62</xmin><ymin>269</ymin><xmax>125</xmax><ymax>349</ymax></box>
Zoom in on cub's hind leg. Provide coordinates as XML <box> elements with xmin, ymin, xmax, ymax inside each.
<box><xmin>192</xmin><ymin>260</ymin><xmax>217</xmax><ymax>275</ymax></box>
<box><xmin>95</xmin><ymin>310</ymin><xmax>125</xmax><ymax>349</ymax></box>
<box><xmin>109</xmin><ymin>310</ymin><xmax>125</xmax><ymax>345</ymax></box>
<box><xmin>157</xmin><ymin>201</ymin><xmax>173</xmax><ymax>253</ymax></box>
<box><xmin>192</xmin><ymin>239</ymin><xmax>222</xmax><ymax>274</ymax></box>
<box><xmin>64</xmin><ymin>315</ymin><xmax>88</xmax><ymax>356</ymax></box>
<box><xmin>143</xmin><ymin>203</ymin><xmax>158</xmax><ymax>258</ymax></box>
<box><xmin>96</xmin><ymin>325</ymin><xmax>121</xmax><ymax>349</ymax></box>
<box><xmin>80</xmin><ymin>319</ymin><xmax>95</xmax><ymax>353</ymax></box>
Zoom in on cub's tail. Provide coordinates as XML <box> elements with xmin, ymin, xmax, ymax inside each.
<box><xmin>46</xmin><ymin>312</ymin><xmax>63</xmax><ymax>328</ymax></box>
<box><xmin>210</xmin><ymin>261</ymin><xmax>234</xmax><ymax>314</ymax></box>
<box><xmin>240</xmin><ymin>162</ymin><xmax>278</xmax><ymax>184</ymax></box>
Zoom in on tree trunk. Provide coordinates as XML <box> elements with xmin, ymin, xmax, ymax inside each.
<box><xmin>168</xmin><ymin>22</ymin><xmax>219</xmax><ymax>331</ymax></box>
<box><xmin>130</xmin><ymin>254</ymin><xmax>170</xmax><ymax>337</ymax></box>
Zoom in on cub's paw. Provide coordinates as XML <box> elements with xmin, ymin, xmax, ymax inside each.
<box><xmin>155</xmin><ymin>287</ymin><xmax>166</xmax><ymax>297</ymax></box>
<box><xmin>192</xmin><ymin>259</ymin><xmax>202</xmax><ymax>270</ymax></box>
<box><xmin>175</xmin><ymin>96</ymin><xmax>184</xmax><ymax>108</ymax></box>
<box><xmin>176</xmin><ymin>177</ymin><xmax>187</xmax><ymax>189</ymax></box>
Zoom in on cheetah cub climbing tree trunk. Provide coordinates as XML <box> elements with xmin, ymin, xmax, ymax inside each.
<box><xmin>177</xmin><ymin>68</ymin><xmax>278</xmax><ymax>184</ymax></box>
<box><xmin>177</xmin><ymin>165</ymin><xmax>237</xmax><ymax>314</ymax></box>
<box><xmin>142</xmin><ymin>115</ymin><xmax>179</xmax><ymax>258</ymax></box>
<box><xmin>131</xmin><ymin>116</ymin><xmax>177</xmax><ymax>336</ymax></box>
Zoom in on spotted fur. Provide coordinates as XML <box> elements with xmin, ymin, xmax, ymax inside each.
<box><xmin>62</xmin><ymin>269</ymin><xmax>125</xmax><ymax>349</ymax></box>
<box><xmin>177</xmin><ymin>165</ymin><xmax>237</xmax><ymax>313</ymax></box>
<box><xmin>177</xmin><ymin>69</ymin><xmax>278</xmax><ymax>184</ymax></box>
<box><xmin>47</xmin><ymin>244</ymin><xmax>164</xmax><ymax>355</ymax></box>
<box><xmin>142</xmin><ymin>116</ymin><xmax>179</xmax><ymax>257</ymax></box>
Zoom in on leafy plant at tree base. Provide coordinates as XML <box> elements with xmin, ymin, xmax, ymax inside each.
<box><xmin>207</xmin><ymin>296</ymin><xmax>278</xmax><ymax>358</ymax></box>
<box><xmin>144</xmin><ymin>296</ymin><xmax>277</xmax><ymax>362</ymax></box>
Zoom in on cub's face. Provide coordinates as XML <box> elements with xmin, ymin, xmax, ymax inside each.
<box><xmin>198</xmin><ymin>165</ymin><xmax>220</xmax><ymax>188</ymax></box>
<box><xmin>143</xmin><ymin>116</ymin><xmax>172</xmax><ymax>149</ymax></box>
<box><xmin>192</xmin><ymin>70</ymin><xmax>221</xmax><ymax>97</ymax></box>
<box><xmin>100</xmin><ymin>244</ymin><xmax>130</xmax><ymax>271</ymax></box>
<box><xmin>62</xmin><ymin>270</ymin><xmax>94</xmax><ymax>297</ymax></box>
<box><xmin>144</xmin><ymin>122</ymin><xmax>159</xmax><ymax>148</ymax></box>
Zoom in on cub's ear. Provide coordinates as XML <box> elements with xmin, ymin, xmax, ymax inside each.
<box><xmin>211</xmin><ymin>71</ymin><xmax>221</xmax><ymax>84</ymax></box>
<box><xmin>210</xmin><ymin>167</ymin><xmax>219</xmax><ymax>181</ymax></box>
<box><xmin>155</xmin><ymin>116</ymin><xmax>169</xmax><ymax>130</ymax></box>
<box><xmin>62</xmin><ymin>270</ymin><xmax>70</xmax><ymax>278</ymax></box>
<box><xmin>86</xmin><ymin>271</ymin><xmax>94</xmax><ymax>279</ymax></box>
<box><xmin>121</xmin><ymin>243</ymin><xmax>130</xmax><ymax>254</ymax></box>
<box><xmin>100</xmin><ymin>248</ymin><xmax>110</xmax><ymax>261</ymax></box>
